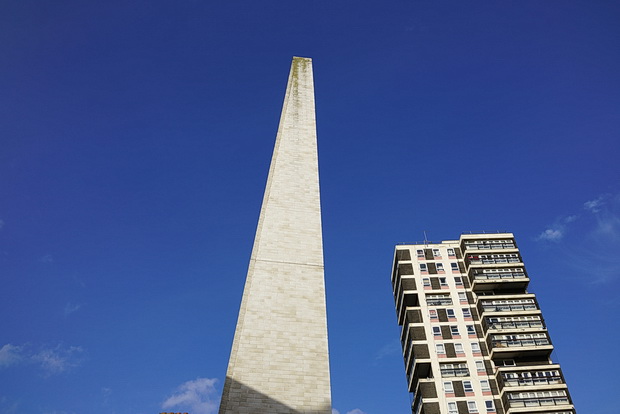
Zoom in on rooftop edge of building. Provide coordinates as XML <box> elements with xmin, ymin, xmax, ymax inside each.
<box><xmin>396</xmin><ymin>232</ymin><xmax>515</xmax><ymax>247</ymax></box>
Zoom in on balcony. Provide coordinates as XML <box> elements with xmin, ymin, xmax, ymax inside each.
<box><xmin>507</xmin><ymin>396</ymin><xmax>571</xmax><ymax>409</ymax></box>
<box><xmin>440</xmin><ymin>367</ymin><xmax>470</xmax><ymax>377</ymax></box>
<box><xmin>467</xmin><ymin>255</ymin><xmax>522</xmax><ymax>266</ymax></box>
<box><xmin>490</xmin><ymin>336</ymin><xmax>553</xmax><ymax>358</ymax></box>
<box><xmin>496</xmin><ymin>365</ymin><xmax>567</xmax><ymax>392</ymax></box>
<box><xmin>485</xmin><ymin>320</ymin><xmax>545</xmax><ymax>331</ymax></box>
<box><xmin>503</xmin><ymin>376</ymin><xmax>564</xmax><ymax>387</ymax></box>
<box><xmin>426</xmin><ymin>297</ymin><xmax>453</xmax><ymax>306</ymax></box>
<box><xmin>481</xmin><ymin>303</ymin><xmax>538</xmax><ymax>313</ymax></box>
<box><xmin>463</xmin><ymin>241</ymin><xmax>517</xmax><ymax>251</ymax></box>
<box><xmin>471</xmin><ymin>270</ymin><xmax>529</xmax><ymax>291</ymax></box>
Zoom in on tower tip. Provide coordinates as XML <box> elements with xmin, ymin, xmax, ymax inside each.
<box><xmin>292</xmin><ymin>56</ymin><xmax>312</xmax><ymax>62</ymax></box>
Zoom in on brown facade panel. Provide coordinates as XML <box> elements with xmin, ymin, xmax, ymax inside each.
<box><xmin>398</xmin><ymin>263</ymin><xmax>414</xmax><ymax>275</ymax></box>
<box><xmin>423</xmin><ymin>402</ymin><xmax>440</xmax><ymax>414</ymax></box>
<box><xmin>457</xmin><ymin>400</ymin><xmax>468</xmax><ymax>414</ymax></box>
<box><xmin>480</xmin><ymin>342</ymin><xmax>489</xmax><ymax>356</ymax></box>
<box><xmin>424</xmin><ymin>249</ymin><xmax>434</xmax><ymax>260</ymax></box>
<box><xmin>428</xmin><ymin>263</ymin><xmax>437</xmax><ymax>274</ymax></box>
<box><xmin>445</xmin><ymin>343</ymin><xmax>456</xmax><ymax>358</ymax></box>
<box><xmin>396</xmin><ymin>249</ymin><xmax>411</xmax><ymax>261</ymax></box>
<box><xmin>437</xmin><ymin>308</ymin><xmax>448</xmax><ymax>322</ymax></box>
<box><xmin>401</xmin><ymin>277</ymin><xmax>417</xmax><ymax>291</ymax></box>
<box><xmin>430</xmin><ymin>277</ymin><xmax>441</xmax><ymax>290</ymax></box>
<box><xmin>471</xmin><ymin>308</ymin><xmax>480</xmax><ymax>321</ymax></box>
<box><xmin>406</xmin><ymin>309</ymin><xmax>423</xmax><ymax>324</ymax></box>
<box><xmin>462</xmin><ymin>276</ymin><xmax>470</xmax><ymax>288</ymax></box>
<box><xmin>412</xmin><ymin>326</ymin><xmax>427</xmax><ymax>340</ymax></box>
<box><xmin>413</xmin><ymin>344</ymin><xmax>430</xmax><ymax>359</ymax></box>
<box><xmin>484</xmin><ymin>360</ymin><xmax>493</xmax><ymax>375</ymax></box>
<box><xmin>455</xmin><ymin>247</ymin><xmax>462</xmax><ymax>259</ymax></box>
<box><xmin>494</xmin><ymin>399</ymin><xmax>505</xmax><ymax>414</ymax></box>
<box><xmin>441</xmin><ymin>326</ymin><xmax>452</xmax><ymax>340</ymax></box>
<box><xmin>419</xmin><ymin>381</ymin><xmax>438</xmax><ymax>399</ymax></box>
<box><xmin>453</xmin><ymin>380</ymin><xmax>465</xmax><ymax>397</ymax></box>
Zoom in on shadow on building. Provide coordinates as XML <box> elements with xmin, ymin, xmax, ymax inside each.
<box><xmin>219</xmin><ymin>376</ymin><xmax>331</xmax><ymax>414</ymax></box>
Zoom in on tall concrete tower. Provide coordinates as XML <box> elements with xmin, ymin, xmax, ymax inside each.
<box><xmin>218</xmin><ymin>57</ymin><xmax>332</xmax><ymax>414</ymax></box>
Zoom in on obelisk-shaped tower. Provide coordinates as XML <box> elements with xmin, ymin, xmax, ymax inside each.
<box><xmin>218</xmin><ymin>57</ymin><xmax>331</xmax><ymax>413</ymax></box>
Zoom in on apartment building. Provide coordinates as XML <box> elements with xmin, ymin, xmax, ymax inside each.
<box><xmin>391</xmin><ymin>232</ymin><xmax>575</xmax><ymax>414</ymax></box>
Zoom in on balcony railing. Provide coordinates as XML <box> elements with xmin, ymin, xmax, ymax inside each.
<box><xmin>440</xmin><ymin>367</ymin><xmax>470</xmax><ymax>377</ymax></box>
<box><xmin>482</xmin><ymin>304</ymin><xmax>537</xmax><ymax>312</ymax></box>
<box><xmin>464</xmin><ymin>243</ymin><xmax>516</xmax><ymax>250</ymax></box>
<box><xmin>503</xmin><ymin>376</ymin><xmax>563</xmax><ymax>387</ymax></box>
<box><xmin>508</xmin><ymin>397</ymin><xmax>570</xmax><ymax>408</ymax></box>
<box><xmin>469</xmin><ymin>258</ymin><xmax>521</xmax><ymax>265</ymax></box>
<box><xmin>492</xmin><ymin>338</ymin><xmax>551</xmax><ymax>348</ymax></box>
<box><xmin>427</xmin><ymin>298</ymin><xmax>453</xmax><ymax>306</ymax></box>
<box><xmin>487</xmin><ymin>321</ymin><xmax>544</xmax><ymax>330</ymax></box>
<box><xmin>473</xmin><ymin>272</ymin><xmax>527</xmax><ymax>280</ymax></box>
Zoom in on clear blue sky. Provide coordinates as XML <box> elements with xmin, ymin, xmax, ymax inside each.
<box><xmin>1</xmin><ymin>1</ymin><xmax>619</xmax><ymax>413</ymax></box>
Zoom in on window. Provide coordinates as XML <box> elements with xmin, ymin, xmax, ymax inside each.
<box><xmin>480</xmin><ymin>380</ymin><xmax>491</xmax><ymax>392</ymax></box>
<box><xmin>451</xmin><ymin>262</ymin><xmax>459</xmax><ymax>271</ymax></box>
<box><xmin>433</xmin><ymin>248</ymin><xmax>441</xmax><ymax>257</ymax></box>
<box><xmin>454</xmin><ymin>276</ymin><xmax>463</xmax><ymax>286</ymax></box>
<box><xmin>447</xmin><ymin>402</ymin><xmax>458</xmax><ymax>414</ymax></box>
<box><xmin>436</xmin><ymin>343</ymin><xmax>446</xmax><ymax>354</ymax></box>
<box><xmin>450</xmin><ymin>326</ymin><xmax>460</xmax><ymax>336</ymax></box>
<box><xmin>468</xmin><ymin>401</ymin><xmax>479</xmax><ymax>413</ymax></box>
<box><xmin>437</xmin><ymin>263</ymin><xmax>445</xmax><ymax>272</ymax></box>
<box><xmin>476</xmin><ymin>360</ymin><xmax>486</xmax><ymax>372</ymax></box>
<box><xmin>447</xmin><ymin>309</ymin><xmax>456</xmax><ymax>319</ymax></box>
<box><xmin>454</xmin><ymin>343</ymin><xmax>464</xmax><ymax>354</ymax></box>
<box><xmin>485</xmin><ymin>400</ymin><xmax>495</xmax><ymax>412</ymax></box>
<box><xmin>463</xmin><ymin>380</ymin><xmax>474</xmax><ymax>393</ymax></box>
<box><xmin>420</xmin><ymin>263</ymin><xmax>428</xmax><ymax>272</ymax></box>
<box><xmin>433</xmin><ymin>326</ymin><xmax>441</xmax><ymax>337</ymax></box>
<box><xmin>467</xmin><ymin>325</ymin><xmax>476</xmax><ymax>336</ymax></box>
<box><xmin>471</xmin><ymin>342</ymin><xmax>481</xmax><ymax>354</ymax></box>
<box><xmin>459</xmin><ymin>292</ymin><xmax>468</xmax><ymax>302</ymax></box>
<box><xmin>423</xmin><ymin>278</ymin><xmax>431</xmax><ymax>287</ymax></box>
<box><xmin>429</xmin><ymin>309</ymin><xmax>438</xmax><ymax>319</ymax></box>
<box><xmin>501</xmin><ymin>359</ymin><xmax>516</xmax><ymax>366</ymax></box>
<box><xmin>462</xmin><ymin>308</ymin><xmax>472</xmax><ymax>319</ymax></box>
<box><xmin>447</xmin><ymin>248</ymin><xmax>455</xmax><ymax>256</ymax></box>
<box><xmin>417</xmin><ymin>249</ymin><xmax>424</xmax><ymax>257</ymax></box>
<box><xmin>439</xmin><ymin>277</ymin><xmax>448</xmax><ymax>287</ymax></box>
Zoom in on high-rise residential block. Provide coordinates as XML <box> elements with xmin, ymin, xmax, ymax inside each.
<box><xmin>218</xmin><ymin>57</ymin><xmax>332</xmax><ymax>414</ymax></box>
<box><xmin>391</xmin><ymin>233</ymin><xmax>576</xmax><ymax>414</ymax></box>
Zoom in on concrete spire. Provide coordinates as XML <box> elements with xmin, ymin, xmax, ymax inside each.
<box><xmin>218</xmin><ymin>57</ymin><xmax>332</xmax><ymax>413</ymax></box>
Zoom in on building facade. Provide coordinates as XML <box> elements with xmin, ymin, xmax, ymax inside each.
<box><xmin>391</xmin><ymin>233</ymin><xmax>575</xmax><ymax>414</ymax></box>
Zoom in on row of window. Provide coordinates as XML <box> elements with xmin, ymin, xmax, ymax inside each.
<box><xmin>433</xmin><ymin>325</ymin><xmax>477</xmax><ymax>337</ymax></box>
<box><xmin>417</xmin><ymin>248</ymin><xmax>457</xmax><ymax>258</ymax></box>
<box><xmin>436</xmin><ymin>342</ymin><xmax>481</xmax><ymax>355</ymax></box>
<box><xmin>426</xmin><ymin>292</ymin><xmax>469</xmax><ymax>306</ymax></box>
<box><xmin>423</xmin><ymin>275</ymin><xmax>464</xmax><ymax>288</ymax></box>
<box><xmin>430</xmin><ymin>308</ymin><xmax>472</xmax><ymax>320</ymax></box>
<box><xmin>440</xmin><ymin>361</ymin><xmax>486</xmax><ymax>376</ymax></box>
<box><xmin>443</xmin><ymin>379</ymin><xmax>491</xmax><ymax>393</ymax></box>
<box><xmin>420</xmin><ymin>263</ymin><xmax>460</xmax><ymax>272</ymax></box>
<box><xmin>447</xmin><ymin>400</ymin><xmax>495</xmax><ymax>414</ymax></box>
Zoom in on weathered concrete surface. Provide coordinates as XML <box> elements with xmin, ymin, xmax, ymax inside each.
<box><xmin>219</xmin><ymin>57</ymin><xmax>331</xmax><ymax>414</ymax></box>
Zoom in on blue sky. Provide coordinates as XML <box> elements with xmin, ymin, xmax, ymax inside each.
<box><xmin>1</xmin><ymin>1</ymin><xmax>619</xmax><ymax>413</ymax></box>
